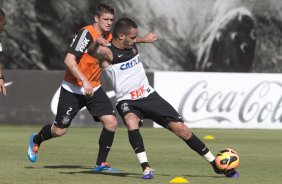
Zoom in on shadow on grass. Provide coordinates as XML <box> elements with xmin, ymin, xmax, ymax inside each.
<box><xmin>24</xmin><ymin>165</ymin><xmax>224</xmax><ymax>179</ymax></box>
<box><xmin>61</xmin><ymin>170</ymin><xmax>141</xmax><ymax>178</ymax></box>
<box><xmin>60</xmin><ymin>170</ymin><xmax>224</xmax><ymax>179</ymax></box>
<box><xmin>44</xmin><ymin>165</ymin><xmax>92</xmax><ymax>169</ymax></box>
<box><xmin>182</xmin><ymin>174</ymin><xmax>223</xmax><ymax>179</ymax></box>
<box><xmin>24</xmin><ymin>165</ymin><xmax>140</xmax><ymax>178</ymax></box>
<box><xmin>24</xmin><ymin>165</ymin><xmax>92</xmax><ymax>170</ymax></box>
<box><xmin>24</xmin><ymin>165</ymin><xmax>91</xmax><ymax>170</ymax></box>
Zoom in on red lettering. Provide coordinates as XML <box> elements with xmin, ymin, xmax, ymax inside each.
<box><xmin>130</xmin><ymin>86</ymin><xmax>145</xmax><ymax>99</ymax></box>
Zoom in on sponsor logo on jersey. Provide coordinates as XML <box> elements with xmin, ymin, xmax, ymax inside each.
<box><xmin>130</xmin><ymin>85</ymin><xmax>145</xmax><ymax>99</ymax></box>
<box><xmin>80</xmin><ymin>37</ymin><xmax>90</xmax><ymax>52</ymax></box>
<box><xmin>120</xmin><ymin>55</ymin><xmax>141</xmax><ymax>70</ymax></box>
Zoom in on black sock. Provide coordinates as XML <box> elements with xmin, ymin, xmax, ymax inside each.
<box><xmin>128</xmin><ymin>129</ymin><xmax>145</xmax><ymax>154</ymax></box>
<box><xmin>96</xmin><ymin>128</ymin><xmax>115</xmax><ymax>166</ymax></box>
<box><xmin>128</xmin><ymin>129</ymin><xmax>149</xmax><ymax>171</ymax></box>
<box><xmin>33</xmin><ymin>124</ymin><xmax>53</xmax><ymax>146</ymax></box>
<box><xmin>141</xmin><ymin>162</ymin><xmax>150</xmax><ymax>171</ymax></box>
<box><xmin>184</xmin><ymin>133</ymin><xmax>209</xmax><ymax>156</ymax></box>
<box><xmin>210</xmin><ymin>160</ymin><xmax>217</xmax><ymax>168</ymax></box>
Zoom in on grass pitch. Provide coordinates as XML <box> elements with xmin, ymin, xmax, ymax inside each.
<box><xmin>0</xmin><ymin>125</ymin><xmax>281</xmax><ymax>184</ymax></box>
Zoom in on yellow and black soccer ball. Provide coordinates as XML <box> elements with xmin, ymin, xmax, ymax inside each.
<box><xmin>215</xmin><ymin>148</ymin><xmax>240</xmax><ymax>171</ymax></box>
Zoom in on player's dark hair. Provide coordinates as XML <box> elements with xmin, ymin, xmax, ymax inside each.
<box><xmin>0</xmin><ymin>8</ymin><xmax>5</xmax><ymax>18</ymax></box>
<box><xmin>113</xmin><ymin>17</ymin><xmax>138</xmax><ymax>38</ymax></box>
<box><xmin>95</xmin><ymin>2</ymin><xmax>114</xmax><ymax>17</ymax></box>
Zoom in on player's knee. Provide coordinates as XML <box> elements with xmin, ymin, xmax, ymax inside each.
<box><xmin>106</xmin><ymin>119</ymin><xmax>118</xmax><ymax>131</ymax></box>
<box><xmin>52</xmin><ymin>126</ymin><xmax>68</xmax><ymax>137</ymax></box>
<box><xmin>180</xmin><ymin>125</ymin><xmax>192</xmax><ymax>139</ymax></box>
<box><xmin>170</xmin><ymin>122</ymin><xmax>192</xmax><ymax>139</ymax></box>
<box><xmin>124</xmin><ymin>113</ymin><xmax>140</xmax><ymax>130</ymax></box>
<box><xmin>101</xmin><ymin>115</ymin><xmax>118</xmax><ymax>131</ymax></box>
<box><xmin>179</xmin><ymin>124</ymin><xmax>192</xmax><ymax>139</ymax></box>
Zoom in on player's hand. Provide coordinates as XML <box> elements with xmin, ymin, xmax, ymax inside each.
<box><xmin>97</xmin><ymin>37</ymin><xmax>108</xmax><ymax>46</ymax></box>
<box><xmin>82</xmin><ymin>80</ymin><xmax>94</xmax><ymax>97</ymax></box>
<box><xmin>142</xmin><ymin>33</ymin><xmax>158</xmax><ymax>43</ymax></box>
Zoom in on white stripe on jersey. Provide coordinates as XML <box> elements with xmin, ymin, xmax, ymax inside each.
<box><xmin>104</xmin><ymin>54</ymin><xmax>154</xmax><ymax>103</ymax></box>
<box><xmin>75</xmin><ymin>30</ymin><xmax>89</xmax><ymax>52</ymax></box>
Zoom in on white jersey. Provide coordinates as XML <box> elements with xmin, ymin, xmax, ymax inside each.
<box><xmin>104</xmin><ymin>44</ymin><xmax>154</xmax><ymax>102</ymax></box>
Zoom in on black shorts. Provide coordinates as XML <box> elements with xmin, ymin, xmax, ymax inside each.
<box><xmin>55</xmin><ymin>87</ymin><xmax>115</xmax><ymax>128</ymax></box>
<box><xmin>116</xmin><ymin>91</ymin><xmax>183</xmax><ymax>128</ymax></box>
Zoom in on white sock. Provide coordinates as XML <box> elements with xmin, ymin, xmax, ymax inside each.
<box><xmin>203</xmin><ymin>151</ymin><xmax>215</xmax><ymax>162</ymax></box>
<box><xmin>136</xmin><ymin>151</ymin><xmax>148</xmax><ymax>164</ymax></box>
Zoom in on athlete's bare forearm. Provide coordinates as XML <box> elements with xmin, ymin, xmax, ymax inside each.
<box><xmin>64</xmin><ymin>53</ymin><xmax>93</xmax><ymax>95</ymax></box>
<box><xmin>88</xmin><ymin>41</ymin><xmax>113</xmax><ymax>68</ymax></box>
<box><xmin>64</xmin><ymin>53</ymin><xmax>88</xmax><ymax>83</ymax></box>
<box><xmin>136</xmin><ymin>33</ymin><xmax>158</xmax><ymax>43</ymax></box>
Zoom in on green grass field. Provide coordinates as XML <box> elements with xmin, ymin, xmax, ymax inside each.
<box><xmin>0</xmin><ymin>125</ymin><xmax>281</xmax><ymax>184</ymax></box>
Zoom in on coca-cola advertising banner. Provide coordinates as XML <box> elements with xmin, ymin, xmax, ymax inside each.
<box><xmin>154</xmin><ymin>72</ymin><xmax>282</xmax><ymax>129</ymax></box>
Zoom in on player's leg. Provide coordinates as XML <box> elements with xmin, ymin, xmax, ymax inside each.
<box><xmin>167</xmin><ymin>121</ymin><xmax>238</xmax><ymax>177</ymax></box>
<box><xmin>144</xmin><ymin>91</ymin><xmax>238</xmax><ymax>177</ymax></box>
<box><xmin>93</xmin><ymin>115</ymin><xmax>117</xmax><ymax>171</ymax></box>
<box><xmin>85</xmin><ymin>87</ymin><xmax>118</xmax><ymax>171</ymax></box>
<box><xmin>116</xmin><ymin>101</ymin><xmax>153</xmax><ymax>179</ymax></box>
<box><xmin>27</xmin><ymin>87</ymin><xmax>82</xmax><ymax>162</ymax></box>
<box><xmin>167</xmin><ymin>122</ymin><xmax>219</xmax><ymax>169</ymax></box>
<box><xmin>124</xmin><ymin>112</ymin><xmax>153</xmax><ymax>179</ymax></box>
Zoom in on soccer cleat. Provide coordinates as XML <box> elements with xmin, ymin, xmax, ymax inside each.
<box><xmin>142</xmin><ymin>167</ymin><xmax>154</xmax><ymax>179</ymax></box>
<box><xmin>211</xmin><ymin>160</ymin><xmax>225</xmax><ymax>174</ymax></box>
<box><xmin>27</xmin><ymin>133</ymin><xmax>39</xmax><ymax>162</ymax></box>
<box><xmin>212</xmin><ymin>165</ymin><xmax>225</xmax><ymax>174</ymax></box>
<box><xmin>225</xmin><ymin>169</ymin><xmax>239</xmax><ymax>178</ymax></box>
<box><xmin>93</xmin><ymin>162</ymin><xmax>119</xmax><ymax>172</ymax></box>
<box><xmin>211</xmin><ymin>161</ymin><xmax>239</xmax><ymax>177</ymax></box>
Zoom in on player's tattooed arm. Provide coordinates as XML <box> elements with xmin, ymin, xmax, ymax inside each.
<box><xmin>88</xmin><ymin>40</ymin><xmax>113</xmax><ymax>68</ymax></box>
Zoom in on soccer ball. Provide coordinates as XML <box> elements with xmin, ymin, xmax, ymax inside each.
<box><xmin>215</xmin><ymin>148</ymin><xmax>240</xmax><ymax>171</ymax></box>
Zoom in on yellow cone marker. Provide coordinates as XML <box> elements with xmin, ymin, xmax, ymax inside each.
<box><xmin>204</xmin><ymin>135</ymin><xmax>215</xmax><ymax>140</ymax></box>
<box><xmin>169</xmin><ymin>177</ymin><xmax>189</xmax><ymax>183</ymax></box>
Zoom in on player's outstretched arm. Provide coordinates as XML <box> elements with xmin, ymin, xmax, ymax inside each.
<box><xmin>136</xmin><ymin>33</ymin><xmax>158</xmax><ymax>43</ymax></box>
<box><xmin>88</xmin><ymin>41</ymin><xmax>113</xmax><ymax>68</ymax></box>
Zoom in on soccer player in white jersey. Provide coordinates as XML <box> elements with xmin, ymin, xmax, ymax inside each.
<box><xmin>89</xmin><ymin>17</ymin><xmax>239</xmax><ymax>179</ymax></box>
